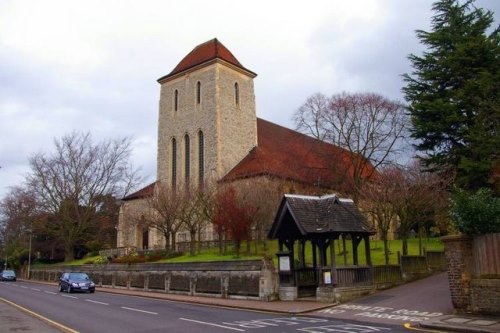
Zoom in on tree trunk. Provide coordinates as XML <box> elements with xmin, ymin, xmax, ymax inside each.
<box><xmin>171</xmin><ymin>231</ymin><xmax>177</xmax><ymax>254</ymax></box>
<box><xmin>64</xmin><ymin>244</ymin><xmax>74</xmax><ymax>262</ymax></box>
<box><xmin>190</xmin><ymin>230</ymin><xmax>196</xmax><ymax>256</ymax></box>
<box><xmin>223</xmin><ymin>231</ymin><xmax>227</xmax><ymax>255</ymax></box>
<box><xmin>164</xmin><ymin>231</ymin><xmax>171</xmax><ymax>255</ymax></box>
<box><xmin>402</xmin><ymin>237</ymin><xmax>409</xmax><ymax>256</ymax></box>
<box><xmin>218</xmin><ymin>231</ymin><xmax>223</xmax><ymax>255</ymax></box>
<box><xmin>235</xmin><ymin>240</ymin><xmax>241</xmax><ymax>258</ymax></box>
<box><xmin>197</xmin><ymin>226</ymin><xmax>202</xmax><ymax>254</ymax></box>
<box><xmin>382</xmin><ymin>235</ymin><xmax>390</xmax><ymax>265</ymax></box>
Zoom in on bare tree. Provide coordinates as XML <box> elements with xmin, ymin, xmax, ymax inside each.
<box><xmin>236</xmin><ymin>178</ymin><xmax>283</xmax><ymax>252</ymax></box>
<box><xmin>361</xmin><ymin>168</ymin><xmax>399</xmax><ymax>265</ymax></box>
<box><xmin>0</xmin><ymin>186</ymin><xmax>39</xmax><ymax>268</ymax></box>
<box><xmin>144</xmin><ymin>182</ymin><xmax>183</xmax><ymax>254</ymax></box>
<box><xmin>294</xmin><ymin>92</ymin><xmax>409</xmax><ymax>200</ymax></box>
<box><xmin>177</xmin><ymin>188</ymin><xmax>203</xmax><ymax>256</ymax></box>
<box><xmin>26</xmin><ymin>132</ymin><xmax>140</xmax><ymax>261</ymax></box>
<box><xmin>389</xmin><ymin>162</ymin><xmax>450</xmax><ymax>255</ymax></box>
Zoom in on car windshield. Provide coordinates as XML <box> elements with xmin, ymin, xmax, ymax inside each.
<box><xmin>69</xmin><ymin>273</ymin><xmax>89</xmax><ymax>281</ymax></box>
<box><xmin>3</xmin><ymin>270</ymin><xmax>15</xmax><ymax>276</ymax></box>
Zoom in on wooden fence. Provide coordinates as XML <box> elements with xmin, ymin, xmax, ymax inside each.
<box><xmin>473</xmin><ymin>233</ymin><xmax>500</xmax><ymax>277</ymax></box>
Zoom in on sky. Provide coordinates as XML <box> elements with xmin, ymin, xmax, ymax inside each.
<box><xmin>1</xmin><ymin>0</ymin><xmax>499</xmax><ymax>199</ymax></box>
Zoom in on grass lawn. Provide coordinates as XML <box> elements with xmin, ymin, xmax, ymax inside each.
<box><xmin>44</xmin><ymin>237</ymin><xmax>443</xmax><ymax>267</ymax></box>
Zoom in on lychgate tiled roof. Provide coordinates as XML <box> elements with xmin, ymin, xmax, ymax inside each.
<box><xmin>158</xmin><ymin>38</ymin><xmax>256</xmax><ymax>82</ymax></box>
<box><xmin>268</xmin><ymin>194</ymin><xmax>374</xmax><ymax>239</ymax></box>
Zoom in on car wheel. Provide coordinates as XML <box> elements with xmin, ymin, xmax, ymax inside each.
<box><xmin>58</xmin><ymin>284</ymin><xmax>63</xmax><ymax>292</ymax></box>
<box><xmin>90</xmin><ymin>290</ymin><xmax>95</xmax><ymax>294</ymax></box>
<box><xmin>67</xmin><ymin>286</ymin><xmax>72</xmax><ymax>293</ymax></box>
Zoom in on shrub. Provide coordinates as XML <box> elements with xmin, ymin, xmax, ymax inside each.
<box><xmin>450</xmin><ymin>188</ymin><xmax>500</xmax><ymax>235</ymax></box>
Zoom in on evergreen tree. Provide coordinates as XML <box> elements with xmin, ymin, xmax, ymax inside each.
<box><xmin>403</xmin><ymin>0</ymin><xmax>500</xmax><ymax>192</ymax></box>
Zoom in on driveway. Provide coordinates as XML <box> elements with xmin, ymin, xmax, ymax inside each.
<box><xmin>311</xmin><ymin>272</ymin><xmax>453</xmax><ymax>325</ymax></box>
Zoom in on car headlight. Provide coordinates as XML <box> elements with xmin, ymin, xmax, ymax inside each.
<box><xmin>72</xmin><ymin>283</ymin><xmax>79</xmax><ymax>287</ymax></box>
<box><xmin>90</xmin><ymin>282</ymin><xmax>95</xmax><ymax>287</ymax></box>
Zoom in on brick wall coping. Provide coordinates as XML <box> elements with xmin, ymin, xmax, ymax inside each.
<box><xmin>441</xmin><ymin>234</ymin><xmax>472</xmax><ymax>243</ymax></box>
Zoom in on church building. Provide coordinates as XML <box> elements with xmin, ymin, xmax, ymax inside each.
<box><xmin>117</xmin><ymin>39</ymin><xmax>375</xmax><ymax>250</ymax></box>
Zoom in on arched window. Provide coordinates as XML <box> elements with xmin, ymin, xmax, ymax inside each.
<box><xmin>184</xmin><ymin>134</ymin><xmax>190</xmax><ymax>183</ymax></box>
<box><xmin>198</xmin><ymin>131</ymin><xmax>204</xmax><ymax>187</ymax></box>
<box><xmin>174</xmin><ymin>90</ymin><xmax>179</xmax><ymax>111</ymax></box>
<box><xmin>196</xmin><ymin>81</ymin><xmax>201</xmax><ymax>104</ymax></box>
<box><xmin>171</xmin><ymin>138</ymin><xmax>177</xmax><ymax>188</ymax></box>
<box><xmin>234</xmin><ymin>82</ymin><xmax>239</xmax><ymax>105</ymax></box>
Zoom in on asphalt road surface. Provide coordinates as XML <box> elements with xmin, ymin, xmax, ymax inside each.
<box><xmin>0</xmin><ymin>280</ymin><xmax>410</xmax><ymax>333</ymax></box>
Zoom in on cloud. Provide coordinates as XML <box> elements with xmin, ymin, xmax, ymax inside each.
<box><xmin>1</xmin><ymin>0</ymin><xmax>499</xmax><ymax>198</ymax></box>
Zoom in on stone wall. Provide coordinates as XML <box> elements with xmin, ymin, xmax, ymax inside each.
<box><xmin>30</xmin><ymin>259</ymin><xmax>279</xmax><ymax>301</ymax></box>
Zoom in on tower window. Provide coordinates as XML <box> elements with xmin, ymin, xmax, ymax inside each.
<box><xmin>196</xmin><ymin>81</ymin><xmax>201</xmax><ymax>104</ymax></box>
<box><xmin>198</xmin><ymin>131</ymin><xmax>204</xmax><ymax>187</ymax></box>
<box><xmin>174</xmin><ymin>90</ymin><xmax>179</xmax><ymax>111</ymax></box>
<box><xmin>171</xmin><ymin>138</ymin><xmax>177</xmax><ymax>188</ymax></box>
<box><xmin>234</xmin><ymin>82</ymin><xmax>239</xmax><ymax>105</ymax></box>
<box><xmin>184</xmin><ymin>134</ymin><xmax>190</xmax><ymax>183</ymax></box>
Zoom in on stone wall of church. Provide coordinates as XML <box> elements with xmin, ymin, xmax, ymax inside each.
<box><xmin>157</xmin><ymin>62</ymin><xmax>257</xmax><ymax>189</ymax></box>
<box><xmin>216</xmin><ymin>64</ymin><xmax>257</xmax><ymax>176</ymax></box>
<box><xmin>118</xmin><ymin>198</ymin><xmax>165</xmax><ymax>250</ymax></box>
<box><xmin>157</xmin><ymin>65</ymin><xmax>218</xmax><ymax>187</ymax></box>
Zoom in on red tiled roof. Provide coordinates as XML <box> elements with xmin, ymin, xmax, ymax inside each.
<box><xmin>122</xmin><ymin>182</ymin><xmax>156</xmax><ymax>201</ymax></box>
<box><xmin>158</xmin><ymin>38</ymin><xmax>256</xmax><ymax>82</ymax></box>
<box><xmin>221</xmin><ymin>118</ymin><xmax>377</xmax><ymax>189</ymax></box>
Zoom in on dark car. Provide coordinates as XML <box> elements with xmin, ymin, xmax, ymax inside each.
<box><xmin>59</xmin><ymin>272</ymin><xmax>95</xmax><ymax>293</ymax></box>
<box><xmin>0</xmin><ymin>270</ymin><xmax>16</xmax><ymax>281</ymax></box>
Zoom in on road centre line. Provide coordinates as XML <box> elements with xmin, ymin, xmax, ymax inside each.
<box><xmin>61</xmin><ymin>295</ymin><xmax>78</xmax><ymax>299</ymax></box>
<box><xmin>44</xmin><ymin>291</ymin><xmax>57</xmax><ymax>295</ymax></box>
<box><xmin>179</xmin><ymin>317</ymin><xmax>246</xmax><ymax>332</ymax></box>
<box><xmin>31</xmin><ymin>288</ymin><xmax>40</xmax><ymax>291</ymax></box>
<box><xmin>85</xmin><ymin>299</ymin><xmax>109</xmax><ymax>305</ymax></box>
<box><xmin>20</xmin><ymin>286</ymin><xmax>28</xmax><ymax>289</ymax></box>
<box><xmin>121</xmin><ymin>306</ymin><xmax>158</xmax><ymax>315</ymax></box>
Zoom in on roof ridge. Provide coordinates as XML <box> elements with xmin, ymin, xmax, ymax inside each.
<box><xmin>158</xmin><ymin>38</ymin><xmax>256</xmax><ymax>82</ymax></box>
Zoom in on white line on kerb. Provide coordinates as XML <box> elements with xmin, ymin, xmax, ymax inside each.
<box><xmin>179</xmin><ymin>317</ymin><xmax>246</xmax><ymax>332</ymax></box>
<box><xmin>85</xmin><ymin>299</ymin><xmax>109</xmax><ymax>305</ymax></box>
<box><xmin>121</xmin><ymin>306</ymin><xmax>158</xmax><ymax>315</ymax></box>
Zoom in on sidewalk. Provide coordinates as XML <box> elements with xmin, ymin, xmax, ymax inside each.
<box><xmin>420</xmin><ymin>314</ymin><xmax>500</xmax><ymax>333</ymax></box>
<box><xmin>0</xmin><ymin>298</ymin><xmax>65</xmax><ymax>333</ymax></box>
<box><xmin>96</xmin><ymin>285</ymin><xmax>331</xmax><ymax>314</ymax></box>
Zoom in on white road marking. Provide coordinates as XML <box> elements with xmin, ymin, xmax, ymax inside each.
<box><xmin>44</xmin><ymin>291</ymin><xmax>57</xmax><ymax>295</ymax></box>
<box><xmin>61</xmin><ymin>295</ymin><xmax>78</xmax><ymax>299</ymax></box>
<box><xmin>179</xmin><ymin>317</ymin><xmax>246</xmax><ymax>332</ymax></box>
<box><xmin>31</xmin><ymin>288</ymin><xmax>40</xmax><ymax>291</ymax></box>
<box><xmin>121</xmin><ymin>306</ymin><xmax>158</xmax><ymax>315</ymax></box>
<box><xmin>20</xmin><ymin>286</ymin><xmax>28</xmax><ymax>289</ymax></box>
<box><xmin>85</xmin><ymin>299</ymin><xmax>109</xmax><ymax>305</ymax></box>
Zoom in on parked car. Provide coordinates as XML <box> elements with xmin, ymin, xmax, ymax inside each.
<box><xmin>0</xmin><ymin>270</ymin><xmax>16</xmax><ymax>281</ymax></box>
<box><xmin>58</xmin><ymin>272</ymin><xmax>95</xmax><ymax>293</ymax></box>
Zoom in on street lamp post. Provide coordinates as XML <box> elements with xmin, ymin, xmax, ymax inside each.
<box><xmin>27</xmin><ymin>228</ymin><xmax>32</xmax><ymax>279</ymax></box>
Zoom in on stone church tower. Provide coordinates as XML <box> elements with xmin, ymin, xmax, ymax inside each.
<box><xmin>156</xmin><ymin>39</ymin><xmax>258</xmax><ymax>188</ymax></box>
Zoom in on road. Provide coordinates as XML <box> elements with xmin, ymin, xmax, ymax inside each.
<box><xmin>0</xmin><ymin>280</ymin><xmax>409</xmax><ymax>333</ymax></box>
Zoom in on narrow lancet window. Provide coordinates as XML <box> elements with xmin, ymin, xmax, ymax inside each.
<box><xmin>198</xmin><ymin>131</ymin><xmax>204</xmax><ymax>187</ymax></box>
<box><xmin>184</xmin><ymin>134</ymin><xmax>190</xmax><ymax>183</ymax></box>
<box><xmin>171</xmin><ymin>138</ymin><xmax>177</xmax><ymax>188</ymax></box>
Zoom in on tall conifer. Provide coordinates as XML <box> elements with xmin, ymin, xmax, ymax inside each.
<box><xmin>403</xmin><ymin>0</ymin><xmax>499</xmax><ymax>192</ymax></box>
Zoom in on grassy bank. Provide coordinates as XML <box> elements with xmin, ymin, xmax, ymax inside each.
<box><xmin>50</xmin><ymin>237</ymin><xmax>443</xmax><ymax>267</ymax></box>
